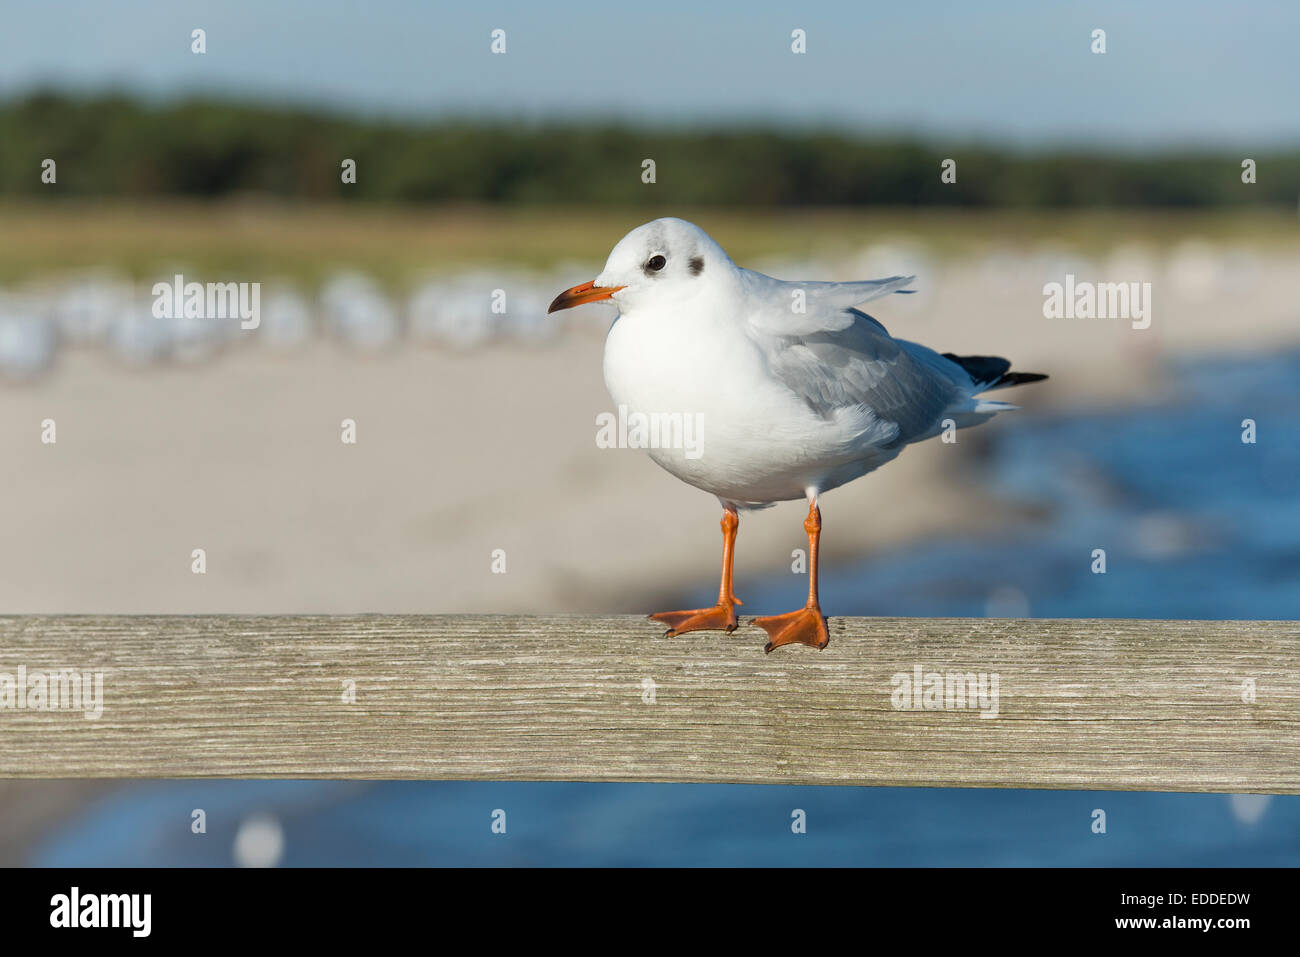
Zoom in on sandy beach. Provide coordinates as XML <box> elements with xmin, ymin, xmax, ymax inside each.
<box><xmin>2</xmin><ymin>253</ymin><xmax>1296</xmax><ymax>617</ymax></box>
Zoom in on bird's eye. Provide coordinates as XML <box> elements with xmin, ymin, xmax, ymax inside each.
<box><xmin>646</xmin><ymin>254</ymin><xmax>667</xmax><ymax>272</ymax></box>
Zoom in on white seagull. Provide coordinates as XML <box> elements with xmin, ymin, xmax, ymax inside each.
<box><xmin>549</xmin><ymin>218</ymin><xmax>1046</xmax><ymax>652</ymax></box>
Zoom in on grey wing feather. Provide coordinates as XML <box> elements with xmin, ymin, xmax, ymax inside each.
<box><xmin>751</xmin><ymin>307</ymin><xmax>969</xmax><ymax>447</ymax></box>
<box><xmin>741</xmin><ymin>268</ymin><xmax>915</xmax><ymax>336</ymax></box>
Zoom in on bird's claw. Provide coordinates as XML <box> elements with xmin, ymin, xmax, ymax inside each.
<box><xmin>649</xmin><ymin>602</ymin><xmax>741</xmax><ymax>636</ymax></box>
<box><xmin>753</xmin><ymin>605</ymin><xmax>830</xmax><ymax>652</ymax></box>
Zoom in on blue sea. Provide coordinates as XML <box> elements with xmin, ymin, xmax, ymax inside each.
<box><xmin>34</xmin><ymin>351</ymin><xmax>1300</xmax><ymax>867</ymax></box>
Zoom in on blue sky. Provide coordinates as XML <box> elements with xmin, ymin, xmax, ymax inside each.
<box><xmin>3</xmin><ymin>0</ymin><xmax>1298</xmax><ymax>148</ymax></box>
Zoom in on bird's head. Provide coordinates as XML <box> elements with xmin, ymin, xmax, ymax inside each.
<box><xmin>548</xmin><ymin>218</ymin><xmax>733</xmax><ymax>315</ymax></box>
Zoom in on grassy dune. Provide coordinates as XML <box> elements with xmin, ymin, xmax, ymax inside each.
<box><xmin>3</xmin><ymin>201</ymin><xmax>1297</xmax><ymax>286</ymax></box>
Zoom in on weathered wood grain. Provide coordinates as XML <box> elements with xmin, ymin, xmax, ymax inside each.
<box><xmin>0</xmin><ymin>616</ymin><xmax>1295</xmax><ymax>792</ymax></box>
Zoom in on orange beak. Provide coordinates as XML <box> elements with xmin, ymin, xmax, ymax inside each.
<box><xmin>547</xmin><ymin>279</ymin><xmax>625</xmax><ymax>314</ymax></box>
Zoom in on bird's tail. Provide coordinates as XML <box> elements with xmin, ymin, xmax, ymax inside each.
<box><xmin>937</xmin><ymin>353</ymin><xmax>1048</xmax><ymax>423</ymax></box>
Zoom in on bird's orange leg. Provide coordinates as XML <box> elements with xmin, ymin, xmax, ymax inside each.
<box><xmin>650</xmin><ymin>507</ymin><xmax>743</xmax><ymax>636</ymax></box>
<box><xmin>753</xmin><ymin>500</ymin><xmax>830</xmax><ymax>652</ymax></box>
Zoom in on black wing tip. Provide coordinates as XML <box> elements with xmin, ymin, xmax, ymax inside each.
<box><xmin>997</xmin><ymin>371</ymin><xmax>1049</xmax><ymax>387</ymax></box>
<box><xmin>942</xmin><ymin>353</ymin><xmax>1048</xmax><ymax>390</ymax></box>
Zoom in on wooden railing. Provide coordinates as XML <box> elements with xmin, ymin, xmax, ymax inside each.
<box><xmin>1</xmin><ymin>615</ymin><xmax>1295</xmax><ymax>792</ymax></box>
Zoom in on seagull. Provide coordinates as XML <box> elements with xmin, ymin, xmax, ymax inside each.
<box><xmin>549</xmin><ymin>218</ymin><xmax>1046</xmax><ymax>652</ymax></box>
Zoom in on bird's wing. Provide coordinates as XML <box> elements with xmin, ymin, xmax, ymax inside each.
<box><xmin>740</xmin><ymin>268</ymin><xmax>915</xmax><ymax>336</ymax></box>
<box><xmin>744</xmin><ymin>296</ymin><xmax>968</xmax><ymax>447</ymax></box>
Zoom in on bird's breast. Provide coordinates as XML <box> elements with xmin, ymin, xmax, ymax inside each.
<box><xmin>600</xmin><ymin>307</ymin><xmax>854</xmax><ymax>503</ymax></box>
<box><xmin>602</xmin><ymin>308</ymin><xmax>755</xmax><ymax>431</ymax></box>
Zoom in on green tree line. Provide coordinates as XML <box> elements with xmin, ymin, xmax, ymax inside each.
<box><xmin>1</xmin><ymin>92</ymin><xmax>1295</xmax><ymax>207</ymax></box>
